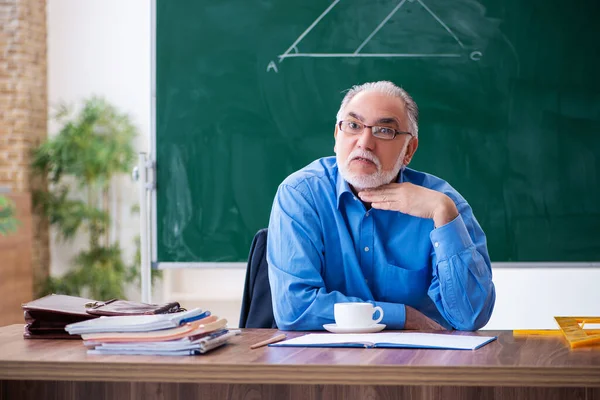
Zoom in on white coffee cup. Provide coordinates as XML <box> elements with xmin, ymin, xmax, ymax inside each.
<box><xmin>334</xmin><ymin>302</ymin><xmax>384</xmax><ymax>328</ymax></box>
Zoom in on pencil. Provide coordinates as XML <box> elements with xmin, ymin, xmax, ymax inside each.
<box><xmin>250</xmin><ymin>333</ymin><xmax>287</xmax><ymax>349</ymax></box>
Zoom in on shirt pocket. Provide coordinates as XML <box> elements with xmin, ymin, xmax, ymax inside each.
<box><xmin>380</xmin><ymin>262</ymin><xmax>430</xmax><ymax>306</ymax></box>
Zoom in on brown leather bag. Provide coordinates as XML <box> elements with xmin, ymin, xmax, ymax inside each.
<box><xmin>22</xmin><ymin>294</ymin><xmax>183</xmax><ymax>339</ymax></box>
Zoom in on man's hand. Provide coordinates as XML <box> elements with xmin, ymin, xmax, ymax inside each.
<box><xmin>358</xmin><ymin>183</ymin><xmax>459</xmax><ymax>227</ymax></box>
<box><xmin>404</xmin><ymin>306</ymin><xmax>446</xmax><ymax>330</ymax></box>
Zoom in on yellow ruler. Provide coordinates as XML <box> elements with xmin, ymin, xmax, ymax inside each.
<box><xmin>513</xmin><ymin>317</ymin><xmax>600</xmax><ymax>348</ymax></box>
<box><xmin>555</xmin><ymin>317</ymin><xmax>600</xmax><ymax>348</ymax></box>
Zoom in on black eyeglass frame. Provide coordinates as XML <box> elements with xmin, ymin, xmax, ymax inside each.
<box><xmin>337</xmin><ymin>120</ymin><xmax>413</xmax><ymax>140</ymax></box>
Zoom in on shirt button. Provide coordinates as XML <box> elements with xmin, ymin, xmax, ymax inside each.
<box><xmin>365</xmin><ymin>279</ymin><xmax>368</xmax><ymax>283</ymax></box>
<box><xmin>353</xmin><ymin>196</ymin><xmax>358</xmax><ymax>201</ymax></box>
<box><xmin>365</xmin><ymin>211</ymin><xmax>370</xmax><ymax>217</ymax></box>
<box><xmin>364</xmin><ymin>246</ymin><xmax>370</xmax><ymax>252</ymax></box>
<box><xmin>434</xmin><ymin>242</ymin><xmax>440</xmax><ymax>248</ymax></box>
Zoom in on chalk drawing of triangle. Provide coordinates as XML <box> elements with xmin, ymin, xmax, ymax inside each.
<box><xmin>278</xmin><ymin>0</ymin><xmax>466</xmax><ymax>61</ymax></box>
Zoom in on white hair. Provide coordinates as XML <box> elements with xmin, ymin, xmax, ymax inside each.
<box><xmin>336</xmin><ymin>81</ymin><xmax>419</xmax><ymax>138</ymax></box>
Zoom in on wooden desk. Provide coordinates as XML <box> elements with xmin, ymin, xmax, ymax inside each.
<box><xmin>0</xmin><ymin>325</ymin><xmax>599</xmax><ymax>400</ymax></box>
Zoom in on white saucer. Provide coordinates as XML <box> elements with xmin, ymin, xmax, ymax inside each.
<box><xmin>323</xmin><ymin>323</ymin><xmax>386</xmax><ymax>334</ymax></box>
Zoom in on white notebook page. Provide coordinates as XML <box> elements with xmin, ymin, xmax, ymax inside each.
<box><xmin>272</xmin><ymin>332</ymin><xmax>496</xmax><ymax>350</ymax></box>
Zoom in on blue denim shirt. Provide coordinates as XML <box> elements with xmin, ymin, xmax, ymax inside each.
<box><xmin>267</xmin><ymin>156</ymin><xmax>495</xmax><ymax>331</ymax></box>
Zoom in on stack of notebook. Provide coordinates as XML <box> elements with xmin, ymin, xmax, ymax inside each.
<box><xmin>65</xmin><ymin>308</ymin><xmax>239</xmax><ymax>355</ymax></box>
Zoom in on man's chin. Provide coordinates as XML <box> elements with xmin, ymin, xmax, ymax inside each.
<box><xmin>345</xmin><ymin>173</ymin><xmax>383</xmax><ymax>191</ymax></box>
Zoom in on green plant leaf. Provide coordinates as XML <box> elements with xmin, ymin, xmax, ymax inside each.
<box><xmin>0</xmin><ymin>196</ymin><xmax>19</xmax><ymax>236</ymax></box>
<box><xmin>31</xmin><ymin>96</ymin><xmax>146</xmax><ymax>299</ymax></box>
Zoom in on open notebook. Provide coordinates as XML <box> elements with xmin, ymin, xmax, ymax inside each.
<box><xmin>270</xmin><ymin>332</ymin><xmax>497</xmax><ymax>350</ymax></box>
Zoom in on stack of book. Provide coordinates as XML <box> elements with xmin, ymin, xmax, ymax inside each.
<box><xmin>65</xmin><ymin>308</ymin><xmax>239</xmax><ymax>355</ymax></box>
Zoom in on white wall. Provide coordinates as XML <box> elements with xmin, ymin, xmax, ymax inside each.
<box><xmin>484</xmin><ymin>268</ymin><xmax>600</xmax><ymax>329</ymax></box>
<box><xmin>48</xmin><ymin>0</ymin><xmax>599</xmax><ymax>329</ymax></box>
<box><xmin>47</xmin><ymin>0</ymin><xmax>152</xmax><ymax>299</ymax></box>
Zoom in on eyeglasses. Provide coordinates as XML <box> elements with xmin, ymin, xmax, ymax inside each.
<box><xmin>337</xmin><ymin>120</ymin><xmax>413</xmax><ymax>140</ymax></box>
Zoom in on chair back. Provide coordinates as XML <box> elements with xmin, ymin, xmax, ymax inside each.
<box><xmin>238</xmin><ymin>228</ymin><xmax>277</xmax><ymax>328</ymax></box>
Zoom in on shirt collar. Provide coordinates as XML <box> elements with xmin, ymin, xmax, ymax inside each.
<box><xmin>335</xmin><ymin>164</ymin><xmax>407</xmax><ymax>209</ymax></box>
<box><xmin>336</xmin><ymin>167</ymin><xmax>353</xmax><ymax>209</ymax></box>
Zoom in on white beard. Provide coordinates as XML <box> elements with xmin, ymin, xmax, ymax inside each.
<box><xmin>337</xmin><ymin>145</ymin><xmax>407</xmax><ymax>191</ymax></box>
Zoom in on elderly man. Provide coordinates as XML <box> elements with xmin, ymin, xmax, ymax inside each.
<box><xmin>267</xmin><ymin>81</ymin><xmax>495</xmax><ymax>331</ymax></box>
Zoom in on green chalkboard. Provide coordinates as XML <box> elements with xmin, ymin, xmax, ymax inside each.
<box><xmin>155</xmin><ymin>0</ymin><xmax>600</xmax><ymax>263</ymax></box>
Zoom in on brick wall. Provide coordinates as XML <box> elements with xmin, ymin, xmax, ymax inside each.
<box><xmin>0</xmin><ymin>0</ymin><xmax>49</xmax><ymax>293</ymax></box>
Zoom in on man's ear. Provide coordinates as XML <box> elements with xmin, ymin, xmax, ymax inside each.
<box><xmin>403</xmin><ymin>137</ymin><xmax>419</xmax><ymax>165</ymax></box>
<box><xmin>333</xmin><ymin>123</ymin><xmax>338</xmax><ymax>153</ymax></box>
